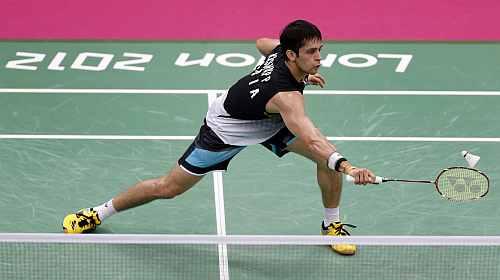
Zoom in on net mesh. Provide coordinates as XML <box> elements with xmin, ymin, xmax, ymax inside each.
<box><xmin>1</xmin><ymin>234</ymin><xmax>499</xmax><ymax>280</ymax></box>
<box><xmin>437</xmin><ymin>167</ymin><xmax>489</xmax><ymax>200</ymax></box>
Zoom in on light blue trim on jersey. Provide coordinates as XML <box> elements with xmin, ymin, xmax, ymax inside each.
<box><xmin>186</xmin><ymin>146</ymin><xmax>245</xmax><ymax>168</ymax></box>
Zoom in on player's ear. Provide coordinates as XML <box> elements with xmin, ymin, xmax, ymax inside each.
<box><xmin>286</xmin><ymin>49</ymin><xmax>297</xmax><ymax>61</ymax></box>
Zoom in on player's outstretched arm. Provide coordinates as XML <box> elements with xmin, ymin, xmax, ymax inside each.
<box><xmin>266</xmin><ymin>91</ymin><xmax>375</xmax><ymax>184</ymax></box>
<box><xmin>256</xmin><ymin>38</ymin><xmax>280</xmax><ymax>56</ymax></box>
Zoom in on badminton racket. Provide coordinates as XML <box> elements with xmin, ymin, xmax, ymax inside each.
<box><xmin>346</xmin><ymin>167</ymin><xmax>489</xmax><ymax>201</ymax></box>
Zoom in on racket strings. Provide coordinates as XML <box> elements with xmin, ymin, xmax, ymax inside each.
<box><xmin>436</xmin><ymin>168</ymin><xmax>488</xmax><ymax>200</ymax></box>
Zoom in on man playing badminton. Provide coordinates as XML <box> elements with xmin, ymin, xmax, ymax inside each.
<box><xmin>63</xmin><ymin>20</ymin><xmax>376</xmax><ymax>255</ymax></box>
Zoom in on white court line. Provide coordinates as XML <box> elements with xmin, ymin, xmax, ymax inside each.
<box><xmin>0</xmin><ymin>88</ymin><xmax>223</xmax><ymax>94</ymax></box>
<box><xmin>0</xmin><ymin>134</ymin><xmax>499</xmax><ymax>142</ymax></box>
<box><xmin>307</xmin><ymin>90</ymin><xmax>500</xmax><ymax>96</ymax></box>
<box><xmin>1</xmin><ymin>88</ymin><xmax>500</xmax><ymax>96</ymax></box>
<box><xmin>207</xmin><ymin>92</ymin><xmax>230</xmax><ymax>280</ymax></box>
<box><xmin>213</xmin><ymin>171</ymin><xmax>229</xmax><ymax>280</ymax></box>
<box><xmin>0</xmin><ymin>135</ymin><xmax>195</xmax><ymax>140</ymax></box>
<box><xmin>327</xmin><ymin>137</ymin><xmax>500</xmax><ymax>142</ymax></box>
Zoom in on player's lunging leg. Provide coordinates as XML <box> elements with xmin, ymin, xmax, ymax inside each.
<box><xmin>62</xmin><ymin>164</ymin><xmax>203</xmax><ymax>234</ymax></box>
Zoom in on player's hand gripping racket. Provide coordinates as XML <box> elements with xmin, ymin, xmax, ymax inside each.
<box><xmin>346</xmin><ymin>167</ymin><xmax>489</xmax><ymax>201</ymax></box>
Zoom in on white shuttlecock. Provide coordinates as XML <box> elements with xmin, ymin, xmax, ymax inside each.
<box><xmin>461</xmin><ymin>150</ymin><xmax>480</xmax><ymax>168</ymax></box>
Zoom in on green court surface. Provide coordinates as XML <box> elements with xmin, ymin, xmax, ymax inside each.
<box><xmin>1</xmin><ymin>41</ymin><xmax>499</xmax><ymax>279</ymax></box>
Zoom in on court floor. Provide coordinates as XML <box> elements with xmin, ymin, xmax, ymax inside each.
<box><xmin>0</xmin><ymin>41</ymin><xmax>499</xmax><ymax>279</ymax></box>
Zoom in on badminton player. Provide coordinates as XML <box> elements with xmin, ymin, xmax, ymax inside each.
<box><xmin>63</xmin><ymin>19</ymin><xmax>376</xmax><ymax>255</ymax></box>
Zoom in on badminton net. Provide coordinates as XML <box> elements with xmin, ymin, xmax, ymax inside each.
<box><xmin>1</xmin><ymin>234</ymin><xmax>499</xmax><ymax>280</ymax></box>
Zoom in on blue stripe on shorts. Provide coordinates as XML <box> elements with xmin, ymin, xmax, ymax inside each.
<box><xmin>185</xmin><ymin>146</ymin><xmax>245</xmax><ymax>168</ymax></box>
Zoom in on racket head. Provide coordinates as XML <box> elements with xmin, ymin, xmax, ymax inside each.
<box><xmin>435</xmin><ymin>167</ymin><xmax>489</xmax><ymax>201</ymax></box>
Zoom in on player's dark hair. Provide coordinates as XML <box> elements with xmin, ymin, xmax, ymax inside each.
<box><xmin>280</xmin><ymin>20</ymin><xmax>322</xmax><ymax>60</ymax></box>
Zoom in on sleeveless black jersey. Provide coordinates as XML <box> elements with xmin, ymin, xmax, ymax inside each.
<box><xmin>223</xmin><ymin>45</ymin><xmax>305</xmax><ymax>120</ymax></box>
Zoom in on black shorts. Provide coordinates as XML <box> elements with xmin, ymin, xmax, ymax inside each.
<box><xmin>178</xmin><ymin>121</ymin><xmax>296</xmax><ymax>176</ymax></box>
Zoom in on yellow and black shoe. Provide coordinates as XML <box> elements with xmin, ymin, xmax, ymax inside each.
<box><xmin>321</xmin><ymin>221</ymin><xmax>357</xmax><ymax>255</ymax></box>
<box><xmin>62</xmin><ymin>208</ymin><xmax>101</xmax><ymax>234</ymax></box>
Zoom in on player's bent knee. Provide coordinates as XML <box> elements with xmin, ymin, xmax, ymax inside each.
<box><xmin>316</xmin><ymin>160</ymin><xmax>330</xmax><ymax>171</ymax></box>
<box><xmin>317</xmin><ymin>162</ymin><xmax>342</xmax><ymax>176</ymax></box>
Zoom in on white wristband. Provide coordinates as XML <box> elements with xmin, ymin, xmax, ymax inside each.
<box><xmin>327</xmin><ymin>152</ymin><xmax>347</xmax><ymax>171</ymax></box>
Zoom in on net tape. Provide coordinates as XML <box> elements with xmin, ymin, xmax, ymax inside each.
<box><xmin>1</xmin><ymin>234</ymin><xmax>500</xmax><ymax>246</ymax></box>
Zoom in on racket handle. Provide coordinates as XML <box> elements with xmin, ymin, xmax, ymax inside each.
<box><xmin>346</xmin><ymin>175</ymin><xmax>383</xmax><ymax>184</ymax></box>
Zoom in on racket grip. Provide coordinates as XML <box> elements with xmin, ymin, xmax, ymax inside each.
<box><xmin>346</xmin><ymin>175</ymin><xmax>383</xmax><ymax>184</ymax></box>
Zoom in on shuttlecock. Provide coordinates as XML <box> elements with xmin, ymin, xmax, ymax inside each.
<box><xmin>461</xmin><ymin>150</ymin><xmax>480</xmax><ymax>168</ymax></box>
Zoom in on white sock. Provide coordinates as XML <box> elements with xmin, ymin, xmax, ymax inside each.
<box><xmin>93</xmin><ymin>199</ymin><xmax>117</xmax><ymax>221</ymax></box>
<box><xmin>323</xmin><ymin>207</ymin><xmax>340</xmax><ymax>226</ymax></box>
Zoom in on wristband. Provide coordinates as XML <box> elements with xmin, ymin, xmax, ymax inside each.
<box><xmin>327</xmin><ymin>152</ymin><xmax>347</xmax><ymax>172</ymax></box>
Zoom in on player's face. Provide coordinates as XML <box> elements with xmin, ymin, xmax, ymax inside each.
<box><xmin>296</xmin><ymin>39</ymin><xmax>323</xmax><ymax>74</ymax></box>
